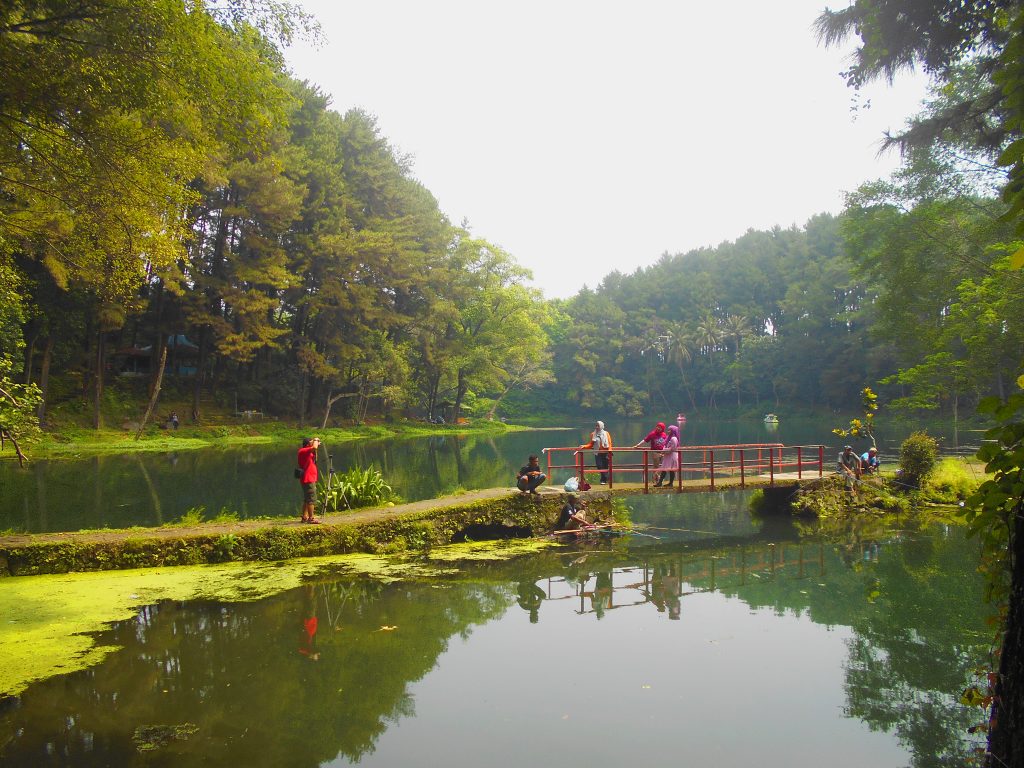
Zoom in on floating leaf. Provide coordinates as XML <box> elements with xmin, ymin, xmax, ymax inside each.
<box><xmin>378</xmin><ymin>625</ymin><xmax>397</xmax><ymax>631</ymax></box>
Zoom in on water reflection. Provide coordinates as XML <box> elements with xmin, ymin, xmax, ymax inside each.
<box><xmin>0</xmin><ymin>514</ymin><xmax>987</xmax><ymax>768</ymax></box>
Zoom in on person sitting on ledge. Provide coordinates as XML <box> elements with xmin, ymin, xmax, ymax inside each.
<box><xmin>861</xmin><ymin>447</ymin><xmax>880</xmax><ymax>474</ymax></box>
<box><xmin>516</xmin><ymin>455</ymin><xmax>547</xmax><ymax>495</ymax></box>
<box><xmin>555</xmin><ymin>494</ymin><xmax>593</xmax><ymax>530</ymax></box>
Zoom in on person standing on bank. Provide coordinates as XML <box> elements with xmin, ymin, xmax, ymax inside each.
<box><xmin>297</xmin><ymin>437</ymin><xmax>321</xmax><ymax>523</ymax></box>
<box><xmin>580</xmin><ymin>420</ymin><xmax>613</xmax><ymax>484</ymax></box>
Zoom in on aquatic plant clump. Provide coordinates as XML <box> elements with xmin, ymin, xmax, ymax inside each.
<box><xmin>133</xmin><ymin>723</ymin><xmax>199</xmax><ymax>752</ymax></box>
<box><xmin>319</xmin><ymin>466</ymin><xmax>395</xmax><ymax>511</ymax></box>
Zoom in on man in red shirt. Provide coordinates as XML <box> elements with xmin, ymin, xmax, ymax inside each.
<box><xmin>297</xmin><ymin>437</ymin><xmax>321</xmax><ymax>523</ymax></box>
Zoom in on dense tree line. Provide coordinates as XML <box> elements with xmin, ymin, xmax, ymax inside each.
<box><xmin>532</xmin><ymin>193</ymin><xmax>1019</xmax><ymax>420</ymax></box>
<box><xmin>1</xmin><ymin>0</ymin><xmax>1022</xmax><ymax>443</ymax></box>
<box><xmin>0</xmin><ymin>0</ymin><xmax>549</xmax><ymax>432</ymax></box>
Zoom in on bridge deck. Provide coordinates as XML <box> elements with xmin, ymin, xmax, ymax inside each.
<box><xmin>585</xmin><ymin>472</ymin><xmax>823</xmax><ymax>494</ymax></box>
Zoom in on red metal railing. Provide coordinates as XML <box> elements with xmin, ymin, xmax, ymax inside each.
<box><xmin>543</xmin><ymin>443</ymin><xmax>825</xmax><ymax>493</ymax></box>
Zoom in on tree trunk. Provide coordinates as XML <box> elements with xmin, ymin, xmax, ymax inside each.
<box><xmin>22</xmin><ymin>330</ymin><xmax>37</xmax><ymax>384</ymax></box>
<box><xmin>37</xmin><ymin>336</ymin><xmax>53</xmax><ymax>427</ymax></box>
<box><xmin>149</xmin><ymin>283</ymin><xmax>165</xmax><ymax>398</ymax></box>
<box><xmin>486</xmin><ymin>385</ymin><xmax>512</xmax><ymax>420</ymax></box>
<box><xmin>453</xmin><ymin>369</ymin><xmax>467</xmax><ymax>422</ymax></box>
<box><xmin>92</xmin><ymin>330</ymin><xmax>105</xmax><ymax>430</ymax></box>
<box><xmin>192</xmin><ymin>327</ymin><xmax>207</xmax><ymax>424</ymax></box>
<box><xmin>136</xmin><ymin>347</ymin><xmax>167</xmax><ymax>440</ymax></box>
<box><xmin>986</xmin><ymin>497</ymin><xmax>1024</xmax><ymax>768</ymax></box>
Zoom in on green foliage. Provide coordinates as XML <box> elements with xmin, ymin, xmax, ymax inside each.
<box><xmin>0</xmin><ymin>357</ymin><xmax>42</xmax><ymax>465</ymax></box>
<box><xmin>898</xmin><ymin>431</ymin><xmax>940</xmax><ymax>488</ymax></box>
<box><xmin>211</xmin><ymin>535</ymin><xmax>239</xmax><ymax>563</ymax></box>
<box><xmin>833</xmin><ymin>387</ymin><xmax>880</xmax><ymax>447</ymax></box>
<box><xmin>211</xmin><ymin>508</ymin><xmax>240</xmax><ymax>524</ymax></box>
<box><xmin>963</xmin><ymin>393</ymin><xmax>1024</xmax><ymax>602</ymax></box>
<box><xmin>176</xmin><ymin>507</ymin><xmax>206</xmax><ymax>527</ymax></box>
<box><xmin>319</xmin><ymin>466</ymin><xmax>395</xmax><ymax>512</ymax></box>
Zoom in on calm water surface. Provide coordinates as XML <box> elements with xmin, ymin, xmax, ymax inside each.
<box><xmin>0</xmin><ymin>493</ymin><xmax>989</xmax><ymax>767</ymax></box>
<box><xmin>0</xmin><ymin>417</ymin><xmax>982</xmax><ymax>533</ymax></box>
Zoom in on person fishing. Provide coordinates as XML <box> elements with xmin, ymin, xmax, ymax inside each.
<box><xmin>837</xmin><ymin>445</ymin><xmax>861</xmax><ymax>496</ymax></box>
<box><xmin>555</xmin><ymin>494</ymin><xmax>592</xmax><ymax>530</ymax></box>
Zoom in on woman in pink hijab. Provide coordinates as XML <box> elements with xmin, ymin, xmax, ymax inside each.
<box><xmin>655</xmin><ymin>424</ymin><xmax>680</xmax><ymax>487</ymax></box>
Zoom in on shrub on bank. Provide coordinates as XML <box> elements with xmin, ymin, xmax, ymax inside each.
<box><xmin>898</xmin><ymin>431</ymin><xmax>939</xmax><ymax>489</ymax></box>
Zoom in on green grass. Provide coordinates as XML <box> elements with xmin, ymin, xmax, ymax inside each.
<box><xmin>923</xmin><ymin>458</ymin><xmax>985</xmax><ymax>503</ymax></box>
<box><xmin>19</xmin><ymin>418</ymin><xmax>528</xmax><ymax>460</ymax></box>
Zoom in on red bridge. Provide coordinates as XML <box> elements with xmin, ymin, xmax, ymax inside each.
<box><xmin>541</xmin><ymin>443</ymin><xmax>827</xmax><ymax>494</ymax></box>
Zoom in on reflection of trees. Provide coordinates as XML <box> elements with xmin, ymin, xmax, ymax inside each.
<box><xmin>0</xmin><ymin>519</ymin><xmax>988</xmax><ymax>768</ymax></box>
<box><xmin>712</xmin><ymin>527</ymin><xmax>988</xmax><ymax>768</ymax></box>
<box><xmin>0</xmin><ymin>577</ymin><xmax>512</xmax><ymax>767</ymax></box>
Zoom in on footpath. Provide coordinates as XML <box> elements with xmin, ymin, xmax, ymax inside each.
<box><xmin>0</xmin><ymin>487</ymin><xmax>607</xmax><ymax>577</ymax></box>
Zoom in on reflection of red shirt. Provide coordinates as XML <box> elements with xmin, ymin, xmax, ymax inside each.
<box><xmin>297</xmin><ymin>446</ymin><xmax>318</xmax><ymax>484</ymax></box>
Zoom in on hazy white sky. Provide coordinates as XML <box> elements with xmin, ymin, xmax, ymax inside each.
<box><xmin>284</xmin><ymin>1</ymin><xmax>930</xmax><ymax>298</ymax></box>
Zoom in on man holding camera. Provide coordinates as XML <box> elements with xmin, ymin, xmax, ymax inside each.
<box><xmin>297</xmin><ymin>437</ymin><xmax>321</xmax><ymax>523</ymax></box>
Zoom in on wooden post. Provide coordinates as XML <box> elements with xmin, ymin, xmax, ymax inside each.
<box><xmin>797</xmin><ymin>446</ymin><xmax>803</xmax><ymax>479</ymax></box>
<box><xmin>709</xmin><ymin>449</ymin><xmax>715</xmax><ymax>490</ymax></box>
<box><xmin>818</xmin><ymin>445</ymin><xmax>824</xmax><ymax>477</ymax></box>
<box><xmin>643</xmin><ymin>450</ymin><xmax>649</xmax><ymax>493</ymax></box>
<box><xmin>769</xmin><ymin>449</ymin><xmax>775</xmax><ymax>485</ymax></box>
<box><xmin>740</xmin><ymin>449</ymin><xmax>746</xmax><ymax>489</ymax></box>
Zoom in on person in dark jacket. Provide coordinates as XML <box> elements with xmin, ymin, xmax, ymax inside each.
<box><xmin>516</xmin><ymin>455</ymin><xmax>547</xmax><ymax>494</ymax></box>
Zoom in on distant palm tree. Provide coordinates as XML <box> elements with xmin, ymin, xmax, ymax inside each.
<box><xmin>724</xmin><ymin>314</ymin><xmax>751</xmax><ymax>358</ymax></box>
<box><xmin>667</xmin><ymin>323</ymin><xmax>698</xmax><ymax>412</ymax></box>
<box><xmin>695</xmin><ymin>314</ymin><xmax>721</xmax><ymax>357</ymax></box>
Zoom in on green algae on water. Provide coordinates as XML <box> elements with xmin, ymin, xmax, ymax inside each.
<box><xmin>423</xmin><ymin>539</ymin><xmax>560</xmax><ymax>562</ymax></box>
<box><xmin>0</xmin><ymin>553</ymin><xmax>399</xmax><ymax>698</ymax></box>
<box><xmin>0</xmin><ymin>542</ymin><xmax>558</xmax><ymax>698</ymax></box>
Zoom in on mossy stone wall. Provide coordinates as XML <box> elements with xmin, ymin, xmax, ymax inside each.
<box><xmin>0</xmin><ymin>492</ymin><xmax>612</xmax><ymax>577</ymax></box>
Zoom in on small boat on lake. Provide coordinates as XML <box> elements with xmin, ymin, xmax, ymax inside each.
<box><xmin>763</xmin><ymin>413</ymin><xmax>779</xmax><ymax>424</ymax></box>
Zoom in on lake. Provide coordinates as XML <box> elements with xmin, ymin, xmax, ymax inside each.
<box><xmin>0</xmin><ymin>417</ymin><xmax>982</xmax><ymax>533</ymax></box>
<box><xmin>0</xmin><ymin>492</ymin><xmax>989</xmax><ymax>767</ymax></box>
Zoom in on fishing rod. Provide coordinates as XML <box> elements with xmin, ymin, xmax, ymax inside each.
<box><xmin>317</xmin><ymin>441</ymin><xmax>349</xmax><ymax>520</ymax></box>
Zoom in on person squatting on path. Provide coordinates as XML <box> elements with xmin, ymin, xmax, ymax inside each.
<box><xmin>655</xmin><ymin>424</ymin><xmax>680</xmax><ymax>487</ymax></box>
<box><xmin>517</xmin><ymin>454</ymin><xmax>547</xmax><ymax>494</ymax></box>
<box><xmin>580</xmin><ymin>420</ymin><xmax>613</xmax><ymax>484</ymax></box>
<box><xmin>297</xmin><ymin>436</ymin><xmax>321</xmax><ymax>523</ymax></box>
<box><xmin>837</xmin><ymin>445</ymin><xmax>861</xmax><ymax>495</ymax></box>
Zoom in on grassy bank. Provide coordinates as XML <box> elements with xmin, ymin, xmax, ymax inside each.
<box><xmin>782</xmin><ymin>457</ymin><xmax>988</xmax><ymax>518</ymax></box>
<box><xmin>9</xmin><ymin>418</ymin><xmax>536</xmax><ymax>460</ymax></box>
